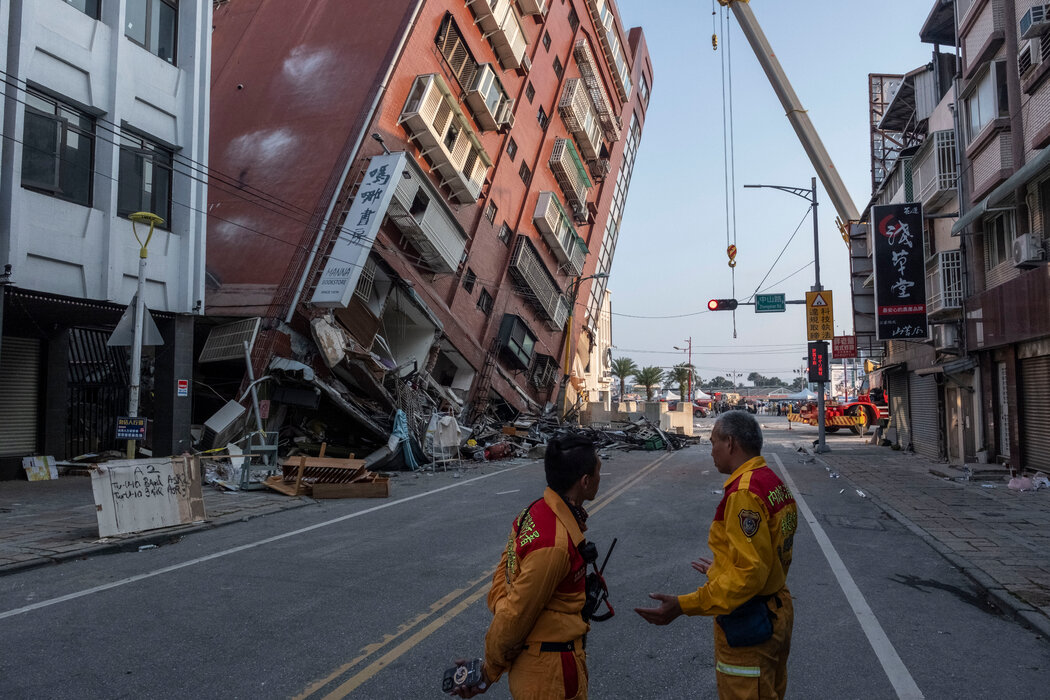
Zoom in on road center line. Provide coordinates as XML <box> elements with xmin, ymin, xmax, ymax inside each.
<box><xmin>0</xmin><ymin>464</ymin><xmax>527</xmax><ymax>621</ymax></box>
<box><xmin>771</xmin><ymin>452</ymin><xmax>924</xmax><ymax>700</ymax></box>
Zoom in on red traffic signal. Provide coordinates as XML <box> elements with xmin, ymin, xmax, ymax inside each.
<box><xmin>707</xmin><ymin>299</ymin><xmax>738</xmax><ymax>311</ymax></box>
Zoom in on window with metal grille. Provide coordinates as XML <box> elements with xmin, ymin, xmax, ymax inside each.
<box><xmin>118</xmin><ymin>130</ymin><xmax>173</xmax><ymax>224</ymax></box>
<box><xmin>21</xmin><ymin>90</ymin><xmax>95</xmax><ymax>206</ymax></box>
<box><xmin>125</xmin><ymin>0</ymin><xmax>178</xmax><ymax>64</ymax></box>
<box><xmin>526</xmin><ymin>83</ymin><xmax>536</xmax><ymax>103</ymax></box>
<box><xmin>529</xmin><ymin>353</ymin><xmax>558</xmax><ymax>389</ymax></box>
<box><xmin>485</xmin><ymin>200</ymin><xmax>498</xmax><ymax>223</ymax></box>
<box><xmin>499</xmin><ymin>222</ymin><xmax>513</xmax><ymax>245</ymax></box>
<box><xmin>463</xmin><ymin>268</ymin><xmax>477</xmax><ymax>293</ymax></box>
<box><xmin>478</xmin><ymin>289</ymin><xmax>494</xmax><ymax>315</ymax></box>
<box><xmin>507</xmin><ymin>137</ymin><xmax>518</xmax><ymax>161</ymax></box>
<box><xmin>435</xmin><ymin>13</ymin><xmax>478</xmax><ymax>90</ymax></box>
<box><xmin>568</xmin><ymin>7</ymin><xmax>579</xmax><ymax>31</ymax></box>
<box><xmin>519</xmin><ymin>161</ymin><xmax>532</xmax><ymax>186</ymax></box>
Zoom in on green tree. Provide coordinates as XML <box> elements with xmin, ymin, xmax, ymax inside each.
<box><xmin>667</xmin><ymin>363</ymin><xmax>697</xmax><ymax>399</ymax></box>
<box><xmin>789</xmin><ymin>377</ymin><xmax>807</xmax><ymax>391</ymax></box>
<box><xmin>635</xmin><ymin>365</ymin><xmax>665</xmax><ymax>402</ymax></box>
<box><xmin>610</xmin><ymin>357</ymin><xmax>639</xmax><ymax>398</ymax></box>
<box><xmin>706</xmin><ymin>375</ymin><xmax>734</xmax><ymax>390</ymax></box>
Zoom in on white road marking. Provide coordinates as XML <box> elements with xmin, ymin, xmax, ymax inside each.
<box><xmin>0</xmin><ymin>465</ymin><xmax>527</xmax><ymax>621</ymax></box>
<box><xmin>771</xmin><ymin>452</ymin><xmax>924</xmax><ymax>700</ymax></box>
<box><xmin>495</xmin><ymin>489</ymin><xmax>520</xmax><ymax>495</ymax></box>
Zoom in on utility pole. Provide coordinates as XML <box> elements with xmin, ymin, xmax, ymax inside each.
<box><xmin>126</xmin><ymin>212</ymin><xmax>164</xmax><ymax>459</ymax></box>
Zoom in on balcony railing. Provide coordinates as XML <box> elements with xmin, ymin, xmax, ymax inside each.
<box><xmin>534</xmin><ymin>192</ymin><xmax>588</xmax><ymax>276</ymax></box>
<box><xmin>516</xmin><ymin>0</ymin><xmax>547</xmax><ymax>16</ymax></box>
<box><xmin>550</xmin><ymin>138</ymin><xmax>592</xmax><ymax>220</ymax></box>
<box><xmin>914</xmin><ymin>130</ymin><xmax>958</xmax><ymax>212</ymax></box>
<box><xmin>466</xmin><ymin>0</ymin><xmax>528</xmax><ymax>70</ymax></box>
<box><xmin>387</xmin><ymin>161</ymin><xmax>469</xmax><ymax>273</ymax></box>
<box><xmin>573</xmin><ymin>38</ymin><xmax>621</xmax><ymax>142</ymax></box>
<box><xmin>559</xmin><ymin>79</ymin><xmax>604</xmax><ymax>161</ymax></box>
<box><xmin>464</xmin><ymin>64</ymin><xmax>513</xmax><ymax>131</ymax></box>
<box><xmin>510</xmin><ymin>236</ymin><xmax>569</xmax><ymax>330</ymax></box>
<box><xmin>584</xmin><ymin>0</ymin><xmax>632</xmax><ymax>101</ymax></box>
<box><xmin>926</xmin><ymin>250</ymin><xmax>964</xmax><ymax>317</ymax></box>
<box><xmin>398</xmin><ymin>74</ymin><xmax>492</xmax><ymax>204</ymax></box>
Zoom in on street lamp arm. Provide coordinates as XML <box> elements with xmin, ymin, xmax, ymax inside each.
<box><xmin>743</xmin><ymin>184</ymin><xmax>813</xmax><ymax>203</ymax></box>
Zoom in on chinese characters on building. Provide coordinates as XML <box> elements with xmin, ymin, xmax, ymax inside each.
<box><xmin>806</xmin><ymin>290</ymin><xmax>834</xmax><ymax>341</ymax></box>
<box><xmin>872</xmin><ymin>203</ymin><xmax>928</xmax><ymax>341</ymax></box>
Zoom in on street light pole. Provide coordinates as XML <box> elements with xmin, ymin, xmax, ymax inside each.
<box><xmin>745</xmin><ymin>178</ymin><xmax>829</xmax><ymax>452</ymax></box>
<box><xmin>126</xmin><ymin>211</ymin><xmax>164</xmax><ymax>459</ymax></box>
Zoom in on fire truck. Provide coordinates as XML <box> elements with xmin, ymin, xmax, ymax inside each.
<box><xmin>788</xmin><ymin>382</ymin><xmax>889</xmax><ymax>435</ymax></box>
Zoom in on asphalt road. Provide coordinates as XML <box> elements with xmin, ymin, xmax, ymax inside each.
<box><xmin>0</xmin><ymin>422</ymin><xmax>1046</xmax><ymax>699</ymax></box>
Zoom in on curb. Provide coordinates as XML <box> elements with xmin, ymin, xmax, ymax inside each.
<box><xmin>808</xmin><ymin>449</ymin><xmax>1050</xmax><ymax>641</ymax></box>
<box><xmin>0</xmin><ymin>496</ymin><xmax>317</xmax><ymax>579</ymax></box>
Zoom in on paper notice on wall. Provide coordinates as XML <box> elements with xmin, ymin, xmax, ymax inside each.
<box><xmin>90</xmin><ymin>457</ymin><xmax>206</xmax><ymax>537</ymax></box>
<box><xmin>22</xmin><ymin>456</ymin><xmax>59</xmax><ymax>481</ymax></box>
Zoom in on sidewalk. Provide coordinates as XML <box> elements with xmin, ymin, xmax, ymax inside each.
<box><xmin>0</xmin><ymin>473</ymin><xmax>317</xmax><ymax>576</ymax></box>
<box><xmin>796</xmin><ymin>437</ymin><xmax>1050</xmax><ymax>640</ymax></box>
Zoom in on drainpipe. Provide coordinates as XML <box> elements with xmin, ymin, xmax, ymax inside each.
<box><xmin>284</xmin><ymin>0</ymin><xmax>426</xmax><ymax>323</ymax></box>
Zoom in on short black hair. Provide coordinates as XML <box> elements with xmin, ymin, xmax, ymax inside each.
<box><xmin>715</xmin><ymin>411</ymin><xmax>763</xmax><ymax>454</ymax></box>
<box><xmin>544</xmin><ymin>433</ymin><xmax>599</xmax><ymax>493</ymax></box>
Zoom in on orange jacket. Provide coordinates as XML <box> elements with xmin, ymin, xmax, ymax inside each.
<box><xmin>484</xmin><ymin>488</ymin><xmax>589</xmax><ymax>681</ymax></box>
<box><xmin>679</xmin><ymin>456</ymin><xmax>797</xmax><ymax>616</ymax></box>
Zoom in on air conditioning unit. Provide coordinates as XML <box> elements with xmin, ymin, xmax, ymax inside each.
<box><xmin>497</xmin><ymin>99</ymin><xmax>516</xmax><ymax>130</ymax></box>
<box><xmin>1021</xmin><ymin>4</ymin><xmax>1050</xmax><ymax>39</ymax></box>
<box><xmin>1013</xmin><ymin>232</ymin><xmax>1045</xmax><ymax>268</ymax></box>
<box><xmin>1019</xmin><ymin>40</ymin><xmax>1041</xmax><ymax>78</ymax></box>
<box><xmin>932</xmin><ymin>323</ymin><xmax>961</xmax><ymax>353</ymax></box>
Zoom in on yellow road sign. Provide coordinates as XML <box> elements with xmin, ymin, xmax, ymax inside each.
<box><xmin>806</xmin><ymin>290</ymin><xmax>834</xmax><ymax>341</ymax></box>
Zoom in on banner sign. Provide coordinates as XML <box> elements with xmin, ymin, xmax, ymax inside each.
<box><xmin>808</xmin><ymin>341</ymin><xmax>829</xmax><ymax>383</ymax></box>
<box><xmin>832</xmin><ymin>335</ymin><xmax>857</xmax><ymax>359</ymax></box>
<box><xmin>872</xmin><ymin>203</ymin><xmax>928</xmax><ymax>340</ymax></box>
<box><xmin>311</xmin><ymin>151</ymin><xmax>407</xmax><ymax>308</ymax></box>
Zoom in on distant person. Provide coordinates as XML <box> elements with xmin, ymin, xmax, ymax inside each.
<box><xmin>451</xmin><ymin>433</ymin><xmax>605</xmax><ymax>699</ymax></box>
<box><xmin>635</xmin><ymin>411</ymin><xmax>798</xmax><ymax>699</ymax></box>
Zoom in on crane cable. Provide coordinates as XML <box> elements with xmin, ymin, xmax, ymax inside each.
<box><xmin>716</xmin><ymin>2</ymin><xmax>739</xmax><ymax>338</ymax></box>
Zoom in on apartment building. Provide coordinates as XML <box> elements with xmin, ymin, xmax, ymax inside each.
<box><xmin>205</xmin><ymin>0</ymin><xmax>652</xmax><ymax>451</ymax></box>
<box><xmin>0</xmin><ymin>0</ymin><xmax>210</xmax><ymax>478</ymax></box>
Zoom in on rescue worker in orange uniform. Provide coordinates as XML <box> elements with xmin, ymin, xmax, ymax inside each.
<box><xmin>635</xmin><ymin>411</ymin><xmax>797</xmax><ymax>699</ymax></box>
<box><xmin>452</xmin><ymin>434</ymin><xmax>602</xmax><ymax>699</ymax></box>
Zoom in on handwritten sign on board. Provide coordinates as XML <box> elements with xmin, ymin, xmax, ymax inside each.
<box><xmin>90</xmin><ymin>457</ymin><xmax>206</xmax><ymax>537</ymax></box>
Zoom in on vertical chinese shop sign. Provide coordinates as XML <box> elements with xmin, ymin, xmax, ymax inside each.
<box><xmin>872</xmin><ymin>202</ymin><xmax>928</xmax><ymax>341</ymax></box>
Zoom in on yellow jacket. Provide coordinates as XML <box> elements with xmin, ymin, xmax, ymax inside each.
<box><xmin>484</xmin><ymin>488</ymin><xmax>590</xmax><ymax>681</ymax></box>
<box><xmin>679</xmin><ymin>456</ymin><xmax>798</xmax><ymax>616</ymax></box>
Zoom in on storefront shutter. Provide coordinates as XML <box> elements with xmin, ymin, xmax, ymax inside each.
<box><xmin>0</xmin><ymin>337</ymin><xmax>41</xmax><ymax>456</ymax></box>
<box><xmin>909</xmin><ymin>373</ymin><xmax>941</xmax><ymax>460</ymax></box>
<box><xmin>888</xmin><ymin>370</ymin><xmax>910</xmax><ymax>449</ymax></box>
<box><xmin>1021</xmin><ymin>355</ymin><xmax>1050</xmax><ymax>472</ymax></box>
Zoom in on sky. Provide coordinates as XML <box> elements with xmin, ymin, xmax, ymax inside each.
<box><xmin>608</xmin><ymin>0</ymin><xmax>941</xmax><ymax>385</ymax></box>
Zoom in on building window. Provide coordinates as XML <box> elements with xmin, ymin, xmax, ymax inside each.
<box><xmin>964</xmin><ymin>61</ymin><xmax>1008</xmax><ymax>143</ymax></box>
<box><xmin>537</xmin><ymin>106</ymin><xmax>549</xmax><ymax>130</ymax></box>
<box><xmin>21</xmin><ymin>90</ymin><xmax>95</xmax><ymax>207</ymax></box>
<box><xmin>485</xmin><ymin>200</ymin><xmax>498</xmax><ymax>224</ymax></box>
<box><xmin>553</xmin><ymin>56</ymin><xmax>564</xmax><ymax>79</ymax></box>
<box><xmin>542</xmin><ymin>32</ymin><xmax>552</xmax><ymax>51</ymax></box>
<box><xmin>435</xmin><ymin>13</ymin><xmax>478</xmax><ymax>90</ymax></box>
<box><xmin>463</xmin><ymin>268</ymin><xmax>477</xmax><ymax>293</ymax></box>
<box><xmin>478</xmin><ymin>289</ymin><xmax>494</xmax><ymax>316</ymax></box>
<box><xmin>525</xmin><ymin>82</ymin><xmax>536</xmax><ymax>104</ymax></box>
<box><xmin>568</xmin><ymin>7</ymin><xmax>579</xmax><ymax>31</ymax></box>
<box><xmin>118</xmin><ymin>130</ymin><xmax>173</xmax><ymax>224</ymax></box>
<box><xmin>507</xmin><ymin>137</ymin><xmax>518</xmax><ymax>161</ymax></box>
<box><xmin>64</xmin><ymin>0</ymin><xmax>100</xmax><ymax>18</ymax></box>
<box><xmin>498</xmin><ymin>222</ymin><xmax>512</xmax><ymax>245</ymax></box>
<box><xmin>984</xmin><ymin>212</ymin><xmax>1015</xmax><ymax>268</ymax></box>
<box><xmin>639</xmin><ymin>74</ymin><xmax>650</xmax><ymax>104</ymax></box>
<box><xmin>519</xmin><ymin>161</ymin><xmax>532</xmax><ymax>186</ymax></box>
<box><xmin>125</xmin><ymin>0</ymin><xmax>178</xmax><ymax>64</ymax></box>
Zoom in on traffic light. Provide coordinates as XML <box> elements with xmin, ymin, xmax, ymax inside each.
<box><xmin>707</xmin><ymin>299</ymin><xmax>738</xmax><ymax>311</ymax></box>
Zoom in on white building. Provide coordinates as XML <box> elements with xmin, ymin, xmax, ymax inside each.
<box><xmin>0</xmin><ymin>0</ymin><xmax>210</xmax><ymax>476</ymax></box>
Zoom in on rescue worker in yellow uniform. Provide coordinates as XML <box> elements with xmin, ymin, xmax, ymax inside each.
<box><xmin>636</xmin><ymin>411</ymin><xmax>797</xmax><ymax>699</ymax></box>
<box><xmin>452</xmin><ymin>433</ymin><xmax>602</xmax><ymax>699</ymax></box>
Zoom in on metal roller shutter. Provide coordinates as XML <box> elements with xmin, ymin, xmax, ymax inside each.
<box><xmin>909</xmin><ymin>373</ymin><xmax>941</xmax><ymax>460</ymax></box>
<box><xmin>888</xmin><ymin>370</ymin><xmax>910</xmax><ymax>449</ymax></box>
<box><xmin>1021</xmin><ymin>355</ymin><xmax>1050</xmax><ymax>472</ymax></box>
<box><xmin>0</xmin><ymin>337</ymin><xmax>41</xmax><ymax>457</ymax></box>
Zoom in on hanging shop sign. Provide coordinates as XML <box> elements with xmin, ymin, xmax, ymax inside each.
<box><xmin>872</xmin><ymin>203</ymin><xmax>928</xmax><ymax>340</ymax></box>
<box><xmin>832</xmin><ymin>335</ymin><xmax>857</xmax><ymax>359</ymax></box>
<box><xmin>312</xmin><ymin>151</ymin><xmax>407</xmax><ymax>308</ymax></box>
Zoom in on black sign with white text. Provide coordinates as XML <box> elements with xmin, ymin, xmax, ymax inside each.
<box><xmin>808</xmin><ymin>341</ymin><xmax>829</xmax><ymax>383</ymax></box>
<box><xmin>872</xmin><ymin>202</ymin><xmax>928</xmax><ymax>340</ymax></box>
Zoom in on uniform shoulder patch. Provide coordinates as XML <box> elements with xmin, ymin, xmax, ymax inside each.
<box><xmin>738</xmin><ymin>509</ymin><xmax>761</xmax><ymax>537</ymax></box>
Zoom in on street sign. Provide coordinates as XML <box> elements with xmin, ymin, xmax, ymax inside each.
<box><xmin>755</xmin><ymin>293</ymin><xmax>786</xmax><ymax>313</ymax></box>
<box><xmin>832</xmin><ymin>335</ymin><xmax>857</xmax><ymax>359</ymax></box>
<box><xmin>116</xmin><ymin>417</ymin><xmax>147</xmax><ymax>440</ymax></box>
<box><xmin>808</xmin><ymin>341</ymin><xmax>829</xmax><ymax>382</ymax></box>
<box><xmin>806</xmin><ymin>290</ymin><xmax>834</xmax><ymax>341</ymax></box>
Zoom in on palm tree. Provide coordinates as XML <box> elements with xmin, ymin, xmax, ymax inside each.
<box><xmin>610</xmin><ymin>357</ymin><xmax>638</xmax><ymax>398</ymax></box>
<box><xmin>635</xmin><ymin>365</ymin><xmax>664</xmax><ymax>402</ymax></box>
<box><xmin>667</xmin><ymin>363</ymin><xmax>697</xmax><ymax>400</ymax></box>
